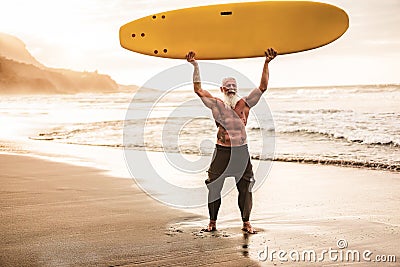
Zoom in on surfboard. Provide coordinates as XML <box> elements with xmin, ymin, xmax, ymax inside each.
<box><xmin>119</xmin><ymin>1</ymin><xmax>349</xmax><ymax>60</ymax></box>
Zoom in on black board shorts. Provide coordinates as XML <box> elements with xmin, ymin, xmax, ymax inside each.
<box><xmin>206</xmin><ymin>144</ymin><xmax>254</xmax><ymax>184</ymax></box>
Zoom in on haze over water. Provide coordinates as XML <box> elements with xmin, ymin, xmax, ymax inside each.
<box><xmin>2</xmin><ymin>84</ymin><xmax>399</xmax><ymax>172</ymax></box>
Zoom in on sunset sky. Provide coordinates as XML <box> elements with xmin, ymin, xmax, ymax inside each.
<box><xmin>1</xmin><ymin>0</ymin><xmax>399</xmax><ymax>87</ymax></box>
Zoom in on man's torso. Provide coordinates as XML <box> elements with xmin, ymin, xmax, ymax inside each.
<box><xmin>212</xmin><ymin>98</ymin><xmax>250</xmax><ymax>147</ymax></box>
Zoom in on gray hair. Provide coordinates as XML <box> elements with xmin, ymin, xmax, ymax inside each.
<box><xmin>221</xmin><ymin>77</ymin><xmax>237</xmax><ymax>86</ymax></box>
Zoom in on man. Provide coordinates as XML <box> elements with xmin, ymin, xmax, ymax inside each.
<box><xmin>186</xmin><ymin>48</ymin><xmax>277</xmax><ymax>234</ymax></box>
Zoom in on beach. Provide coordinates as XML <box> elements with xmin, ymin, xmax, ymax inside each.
<box><xmin>1</xmin><ymin>3</ymin><xmax>399</xmax><ymax>264</ymax></box>
<box><xmin>0</xmin><ymin>84</ymin><xmax>399</xmax><ymax>266</ymax></box>
<box><xmin>1</xmin><ymin>151</ymin><xmax>399</xmax><ymax>266</ymax></box>
<box><xmin>0</xmin><ymin>153</ymin><xmax>260</xmax><ymax>266</ymax></box>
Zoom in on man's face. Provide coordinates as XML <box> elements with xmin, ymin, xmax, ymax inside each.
<box><xmin>221</xmin><ymin>79</ymin><xmax>237</xmax><ymax>95</ymax></box>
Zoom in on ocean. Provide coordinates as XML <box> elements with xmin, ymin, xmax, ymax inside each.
<box><xmin>2</xmin><ymin>84</ymin><xmax>398</xmax><ymax>172</ymax></box>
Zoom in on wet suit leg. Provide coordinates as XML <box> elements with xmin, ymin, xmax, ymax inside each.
<box><xmin>236</xmin><ymin>157</ymin><xmax>255</xmax><ymax>222</ymax></box>
<box><xmin>206</xmin><ymin>175</ymin><xmax>225</xmax><ymax>221</ymax></box>
<box><xmin>236</xmin><ymin>178</ymin><xmax>253</xmax><ymax>222</ymax></box>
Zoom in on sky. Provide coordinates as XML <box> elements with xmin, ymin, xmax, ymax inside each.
<box><xmin>1</xmin><ymin>0</ymin><xmax>399</xmax><ymax>87</ymax></box>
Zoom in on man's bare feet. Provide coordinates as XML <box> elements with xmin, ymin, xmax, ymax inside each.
<box><xmin>242</xmin><ymin>221</ymin><xmax>257</xmax><ymax>234</ymax></box>
<box><xmin>203</xmin><ymin>220</ymin><xmax>217</xmax><ymax>232</ymax></box>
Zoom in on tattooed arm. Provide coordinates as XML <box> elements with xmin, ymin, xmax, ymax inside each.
<box><xmin>186</xmin><ymin>51</ymin><xmax>217</xmax><ymax>109</ymax></box>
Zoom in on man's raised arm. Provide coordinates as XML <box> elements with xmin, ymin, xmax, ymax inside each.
<box><xmin>245</xmin><ymin>48</ymin><xmax>277</xmax><ymax>108</ymax></box>
<box><xmin>186</xmin><ymin>51</ymin><xmax>216</xmax><ymax>109</ymax></box>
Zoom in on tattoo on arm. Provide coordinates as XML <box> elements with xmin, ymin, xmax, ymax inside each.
<box><xmin>193</xmin><ymin>63</ymin><xmax>201</xmax><ymax>83</ymax></box>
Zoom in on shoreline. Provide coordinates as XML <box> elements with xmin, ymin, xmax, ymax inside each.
<box><xmin>3</xmin><ymin>135</ymin><xmax>397</xmax><ymax>174</ymax></box>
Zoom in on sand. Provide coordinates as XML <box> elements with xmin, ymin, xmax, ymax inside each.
<box><xmin>1</xmin><ymin>153</ymin><xmax>399</xmax><ymax>266</ymax></box>
<box><xmin>0</xmin><ymin>154</ymin><xmax>259</xmax><ymax>266</ymax></box>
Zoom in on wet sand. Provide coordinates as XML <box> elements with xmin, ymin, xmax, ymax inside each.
<box><xmin>1</xmin><ymin>153</ymin><xmax>399</xmax><ymax>266</ymax></box>
<box><xmin>0</xmin><ymin>154</ymin><xmax>259</xmax><ymax>266</ymax></box>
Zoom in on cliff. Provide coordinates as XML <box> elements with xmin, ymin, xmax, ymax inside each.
<box><xmin>0</xmin><ymin>33</ymin><xmax>119</xmax><ymax>94</ymax></box>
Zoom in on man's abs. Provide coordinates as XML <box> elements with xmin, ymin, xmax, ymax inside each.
<box><xmin>216</xmin><ymin>126</ymin><xmax>247</xmax><ymax>146</ymax></box>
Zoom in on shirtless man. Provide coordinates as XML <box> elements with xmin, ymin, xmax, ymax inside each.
<box><xmin>186</xmin><ymin>48</ymin><xmax>277</xmax><ymax>234</ymax></box>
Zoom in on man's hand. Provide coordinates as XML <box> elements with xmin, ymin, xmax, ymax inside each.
<box><xmin>264</xmin><ymin>48</ymin><xmax>277</xmax><ymax>63</ymax></box>
<box><xmin>186</xmin><ymin>51</ymin><xmax>197</xmax><ymax>65</ymax></box>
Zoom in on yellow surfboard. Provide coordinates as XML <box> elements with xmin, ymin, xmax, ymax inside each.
<box><xmin>119</xmin><ymin>1</ymin><xmax>349</xmax><ymax>60</ymax></box>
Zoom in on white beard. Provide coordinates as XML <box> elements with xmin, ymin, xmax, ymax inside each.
<box><xmin>223</xmin><ymin>93</ymin><xmax>240</xmax><ymax>109</ymax></box>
